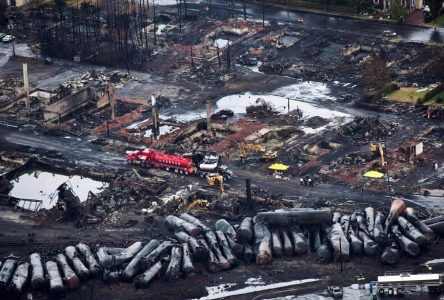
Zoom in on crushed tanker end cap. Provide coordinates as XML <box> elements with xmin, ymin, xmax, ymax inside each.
<box><xmin>385</xmin><ymin>198</ymin><xmax>406</xmax><ymax>230</ymax></box>
<box><xmin>253</xmin><ymin>208</ymin><xmax>332</xmax><ymax>226</ymax></box>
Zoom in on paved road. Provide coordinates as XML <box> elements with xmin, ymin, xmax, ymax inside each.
<box><xmin>166</xmin><ymin>0</ymin><xmax>444</xmax><ymax>43</ymax></box>
<box><xmin>0</xmin><ymin>125</ymin><xmax>126</xmax><ymax>170</ymax></box>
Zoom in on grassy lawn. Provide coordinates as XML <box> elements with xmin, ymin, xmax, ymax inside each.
<box><xmin>424</xmin><ymin>90</ymin><xmax>444</xmax><ymax>105</ymax></box>
<box><xmin>431</xmin><ymin>14</ymin><xmax>444</xmax><ymax>27</ymax></box>
<box><xmin>388</xmin><ymin>87</ymin><xmax>428</xmax><ymax>103</ymax></box>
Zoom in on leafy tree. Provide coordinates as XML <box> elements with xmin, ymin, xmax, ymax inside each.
<box><xmin>389</xmin><ymin>0</ymin><xmax>408</xmax><ymax>22</ymax></box>
<box><xmin>0</xmin><ymin>1</ymin><xmax>7</xmax><ymax>25</ymax></box>
<box><xmin>425</xmin><ymin>0</ymin><xmax>444</xmax><ymax>19</ymax></box>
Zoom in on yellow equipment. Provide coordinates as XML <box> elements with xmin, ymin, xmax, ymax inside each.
<box><xmin>187</xmin><ymin>199</ymin><xmax>209</xmax><ymax>211</ymax></box>
<box><xmin>207</xmin><ymin>174</ymin><xmax>225</xmax><ymax>194</ymax></box>
<box><xmin>370</xmin><ymin>142</ymin><xmax>385</xmax><ymax>153</ymax></box>
<box><xmin>363</xmin><ymin>170</ymin><xmax>384</xmax><ymax>179</ymax></box>
<box><xmin>268</xmin><ymin>163</ymin><xmax>289</xmax><ymax>171</ymax></box>
<box><xmin>370</xmin><ymin>142</ymin><xmax>385</xmax><ymax>167</ymax></box>
<box><xmin>240</xmin><ymin>143</ymin><xmax>277</xmax><ymax>161</ymax></box>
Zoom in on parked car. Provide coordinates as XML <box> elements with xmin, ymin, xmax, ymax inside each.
<box><xmin>44</xmin><ymin>57</ymin><xmax>53</xmax><ymax>65</ymax></box>
<box><xmin>383</xmin><ymin>30</ymin><xmax>397</xmax><ymax>36</ymax></box>
<box><xmin>327</xmin><ymin>286</ymin><xmax>343</xmax><ymax>298</ymax></box>
<box><xmin>2</xmin><ymin>35</ymin><xmax>15</xmax><ymax>43</ymax></box>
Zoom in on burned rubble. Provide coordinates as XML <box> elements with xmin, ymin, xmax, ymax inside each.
<box><xmin>0</xmin><ymin>0</ymin><xmax>443</xmax><ymax>299</ymax></box>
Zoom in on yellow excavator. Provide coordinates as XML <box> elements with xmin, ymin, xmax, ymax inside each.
<box><xmin>206</xmin><ymin>174</ymin><xmax>225</xmax><ymax>193</ymax></box>
<box><xmin>370</xmin><ymin>142</ymin><xmax>385</xmax><ymax>167</ymax></box>
<box><xmin>240</xmin><ymin>143</ymin><xmax>277</xmax><ymax>162</ymax></box>
<box><xmin>187</xmin><ymin>199</ymin><xmax>209</xmax><ymax>212</ymax></box>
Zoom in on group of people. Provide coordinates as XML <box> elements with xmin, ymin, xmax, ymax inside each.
<box><xmin>299</xmin><ymin>176</ymin><xmax>314</xmax><ymax>187</ymax></box>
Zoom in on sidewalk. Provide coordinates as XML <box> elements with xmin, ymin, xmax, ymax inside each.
<box><xmin>405</xmin><ymin>9</ymin><xmax>425</xmax><ymax>26</ymax></box>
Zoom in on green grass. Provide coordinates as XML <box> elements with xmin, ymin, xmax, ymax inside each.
<box><xmin>388</xmin><ymin>87</ymin><xmax>428</xmax><ymax>103</ymax></box>
<box><xmin>431</xmin><ymin>14</ymin><xmax>444</xmax><ymax>27</ymax></box>
<box><xmin>424</xmin><ymin>90</ymin><xmax>444</xmax><ymax>105</ymax></box>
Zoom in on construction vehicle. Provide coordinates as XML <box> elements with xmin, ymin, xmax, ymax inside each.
<box><xmin>206</xmin><ymin>174</ymin><xmax>225</xmax><ymax>194</ymax></box>
<box><xmin>126</xmin><ymin>149</ymin><xmax>234</xmax><ymax>179</ymax></box>
<box><xmin>370</xmin><ymin>142</ymin><xmax>385</xmax><ymax>153</ymax></box>
<box><xmin>370</xmin><ymin>142</ymin><xmax>385</xmax><ymax>167</ymax></box>
<box><xmin>187</xmin><ymin>199</ymin><xmax>209</xmax><ymax>212</ymax></box>
<box><xmin>240</xmin><ymin>143</ymin><xmax>277</xmax><ymax>162</ymax></box>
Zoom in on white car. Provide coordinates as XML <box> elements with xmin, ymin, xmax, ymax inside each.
<box><xmin>2</xmin><ymin>35</ymin><xmax>15</xmax><ymax>43</ymax></box>
<box><xmin>383</xmin><ymin>30</ymin><xmax>397</xmax><ymax>36</ymax></box>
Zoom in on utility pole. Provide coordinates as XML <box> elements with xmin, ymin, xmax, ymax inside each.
<box><xmin>286</xmin><ymin>0</ymin><xmax>289</xmax><ymax>24</ymax></box>
<box><xmin>386</xmin><ymin>162</ymin><xmax>393</xmax><ymax>201</ymax></box>
<box><xmin>226</xmin><ymin>43</ymin><xmax>231</xmax><ymax>70</ymax></box>
<box><xmin>8</xmin><ymin>20</ymin><xmax>16</xmax><ymax>57</ymax></box>
<box><xmin>23</xmin><ymin>63</ymin><xmax>30</xmax><ymax>111</ymax></box>
<box><xmin>287</xmin><ymin>98</ymin><xmax>290</xmax><ymax>114</ymax></box>
<box><xmin>108</xmin><ymin>85</ymin><xmax>116</xmax><ymax>121</ymax></box>
<box><xmin>153</xmin><ymin>0</ymin><xmax>157</xmax><ymax>46</ymax></box>
<box><xmin>339</xmin><ymin>238</ymin><xmax>343</xmax><ymax>272</ymax></box>
<box><xmin>382</xmin><ymin>143</ymin><xmax>392</xmax><ymax>201</ymax></box>
<box><xmin>262</xmin><ymin>0</ymin><xmax>265</xmax><ymax>27</ymax></box>
<box><xmin>246</xmin><ymin>178</ymin><xmax>253</xmax><ymax>212</ymax></box>
<box><xmin>217</xmin><ymin>45</ymin><xmax>221</xmax><ymax>68</ymax></box>
<box><xmin>151</xmin><ymin>94</ymin><xmax>159</xmax><ymax>139</ymax></box>
<box><xmin>206</xmin><ymin>100</ymin><xmax>212</xmax><ymax>134</ymax></box>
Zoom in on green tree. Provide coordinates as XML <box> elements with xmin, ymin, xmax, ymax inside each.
<box><xmin>0</xmin><ymin>0</ymin><xmax>7</xmax><ymax>25</ymax></box>
<box><xmin>389</xmin><ymin>0</ymin><xmax>408</xmax><ymax>22</ymax></box>
<box><xmin>426</xmin><ymin>0</ymin><xmax>444</xmax><ymax>19</ymax></box>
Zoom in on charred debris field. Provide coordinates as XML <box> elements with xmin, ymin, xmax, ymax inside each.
<box><xmin>0</xmin><ymin>0</ymin><xmax>444</xmax><ymax>299</ymax></box>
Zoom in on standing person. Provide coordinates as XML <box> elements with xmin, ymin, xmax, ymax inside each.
<box><xmin>300</xmin><ymin>178</ymin><xmax>304</xmax><ymax>186</ymax></box>
<box><xmin>308</xmin><ymin>177</ymin><xmax>313</xmax><ymax>187</ymax></box>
